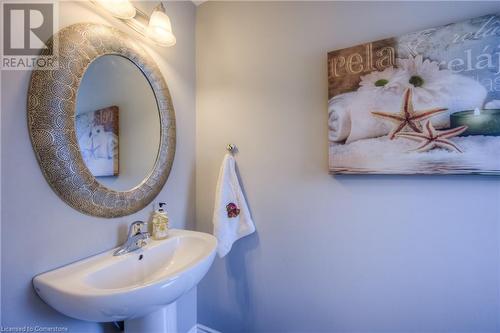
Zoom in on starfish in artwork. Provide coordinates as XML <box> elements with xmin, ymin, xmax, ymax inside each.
<box><xmin>371</xmin><ymin>88</ymin><xmax>448</xmax><ymax>140</ymax></box>
<box><xmin>395</xmin><ymin>120</ymin><xmax>468</xmax><ymax>153</ymax></box>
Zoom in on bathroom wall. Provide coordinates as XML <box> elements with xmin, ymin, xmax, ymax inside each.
<box><xmin>196</xmin><ymin>2</ymin><xmax>500</xmax><ymax>332</ymax></box>
<box><xmin>1</xmin><ymin>1</ymin><xmax>196</xmax><ymax>332</ymax></box>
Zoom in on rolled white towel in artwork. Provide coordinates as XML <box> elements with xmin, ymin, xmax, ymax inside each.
<box><xmin>328</xmin><ymin>92</ymin><xmax>355</xmax><ymax>142</ymax></box>
<box><xmin>427</xmin><ymin>74</ymin><xmax>487</xmax><ymax>127</ymax></box>
<box><xmin>485</xmin><ymin>100</ymin><xmax>500</xmax><ymax>109</ymax></box>
<box><xmin>345</xmin><ymin>74</ymin><xmax>487</xmax><ymax>143</ymax></box>
<box><xmin>346</xmin><ymin>90</ymin><xmax>401</xmax><ymax>143</ymax></box>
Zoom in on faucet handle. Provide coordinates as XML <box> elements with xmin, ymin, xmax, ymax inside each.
<box><xmin>136</xmin><ymin>239</ymin><xmax>147</xmax><ymax>248</ymax></box>
<box><xmin>128</xmin><ymin>220</ymin><xmax>146</xmax><ymax>236</ymax></box>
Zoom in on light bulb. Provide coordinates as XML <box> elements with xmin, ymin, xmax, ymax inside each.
<box><xmin>146</xmin><ymin>3</ymin><xmax>176</xmax><ymax>47</ymax></box>
<box><xmin>95</xmin><ymin>0</ymin><xmax>136</xmax><ymax>19</ymax></box>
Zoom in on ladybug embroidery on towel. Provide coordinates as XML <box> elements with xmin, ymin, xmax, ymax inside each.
<box><xmin>226</xmin><ymin>202</ymin><xmax>240</xmax><ymax>218</ymax></box>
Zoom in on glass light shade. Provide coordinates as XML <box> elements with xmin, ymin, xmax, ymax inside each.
<box><xmin>95</xmin><ymin>0</ymin><xmax>136</xmax><ymax>19</ymax></box>
<box><xmin>146</xmin><ymin>3</ymin><xmax>176</xmax><ymax>47</ymax></box>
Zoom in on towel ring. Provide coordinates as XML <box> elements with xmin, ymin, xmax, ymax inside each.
<box><xmin>226</xmin><ymin>144</ymin><xmax>236</xmax><ymax>153</ymax></box>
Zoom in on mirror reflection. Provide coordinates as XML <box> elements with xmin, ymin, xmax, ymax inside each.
<box><xmin>76</xmin><ymin>55</ymin><xmax>160</xmax><ymax>192</ymax></box>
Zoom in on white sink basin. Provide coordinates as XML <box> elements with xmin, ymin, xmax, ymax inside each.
<box><xmin>33</xmin><ymin>229</ymin><xmax>216</xmax><ymax>326</ymax></box>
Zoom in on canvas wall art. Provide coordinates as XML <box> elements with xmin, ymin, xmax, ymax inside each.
<box><xmin>76</xmin><ymin>105</ymin><xmax>119</xmax><ymax>177</ymax></box>
<box><xmin>328</xmin><ymin>13</ymin><xmax>500</xmax><ymax>174</ymax></box>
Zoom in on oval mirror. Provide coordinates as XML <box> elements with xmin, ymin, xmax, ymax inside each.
<box><xmin>75</xmin><ymin>55</ymin><xmax>160</xmax><ymax>192</ymax></box>
<box><xmin>28</xmin><ymin>23</ymin><xmax>176</xmax><ymax>218</ymax></box>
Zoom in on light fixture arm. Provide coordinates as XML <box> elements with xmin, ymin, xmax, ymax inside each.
<box><xmin>92</xmin><ymin>0</ymin><xmax>176</xmax><ymax>47</ymax></box>
<box><xmin>155</xmin><ymin>2</ymin><xmax>166</xmax><ymax>13</ymax></box>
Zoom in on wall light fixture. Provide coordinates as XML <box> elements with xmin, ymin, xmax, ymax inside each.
<box><xmin>92</xmin><ymin>0</ymin><xmax>176</xmax><ymax>47</ymax></box>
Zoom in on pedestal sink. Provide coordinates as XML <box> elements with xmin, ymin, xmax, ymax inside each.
<box><xmin>33</xmin><ymin>229</ymin><xmax>217</xmax><ymax>333</ymax></box>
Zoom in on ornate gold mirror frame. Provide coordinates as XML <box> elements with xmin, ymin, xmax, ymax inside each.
<box><xmin>28</xmin><ymin>23</ymin><xmax>176</xmax><ymax>218</ymax></box>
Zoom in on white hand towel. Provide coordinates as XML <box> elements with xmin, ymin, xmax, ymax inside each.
<box><xmin>213</xmin><ymin>153</ymin><xmax>255</xmax><ymax>257</ymax></box>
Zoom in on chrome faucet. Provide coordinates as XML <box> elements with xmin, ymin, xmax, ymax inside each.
<box><xmin>113</xmin><ymin>221</ymin><xmax>150</xmax><ymax>256</ymax></box>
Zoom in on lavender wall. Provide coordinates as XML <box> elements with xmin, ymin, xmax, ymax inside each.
<box><xmin>195</xmin><ymin>2</ymin><xmax>500</xmax><ymax>332</ymax></box>
<box><xmin>1</xmin><ymin>1</ymin><xmax>196</xmax><ymax>332</ymax></box>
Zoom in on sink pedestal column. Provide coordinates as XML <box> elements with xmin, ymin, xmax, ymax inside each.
<box><xmin>124</xmin><ymin>302</ymin><xmax>177</xmax><ymax>333</ymax></box>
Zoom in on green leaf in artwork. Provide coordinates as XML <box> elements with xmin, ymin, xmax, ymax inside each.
<box><xmin>374</xmin><ymin>79</ymin><xmax>389</xmax><ymax>87</ymax></box>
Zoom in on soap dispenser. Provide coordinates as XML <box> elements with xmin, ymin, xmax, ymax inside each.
<box><xmin>151</xmin><ymin>202</ymin><xmax>169</xmax><ymax>240</ymax></box>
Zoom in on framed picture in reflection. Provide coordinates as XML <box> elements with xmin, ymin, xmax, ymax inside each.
<box><xmin>76</xmin><ymin>105</ymin><xmax>119</xmax><ymax>177</ymax></box>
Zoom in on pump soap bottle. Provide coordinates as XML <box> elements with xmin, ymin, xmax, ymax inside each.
<box><xmin>152</xmin><ymin>202</ymin><xmax>169</xmax><ymax>240</ymax></box>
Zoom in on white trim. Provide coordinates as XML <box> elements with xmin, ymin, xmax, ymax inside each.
<box><xmin>188</xmin><ymin>324</ymin><xmax>221</xmax><ymax>333</ymax></box>
<box><xmin>191</xmin><ymin>1</ymin><xmax>208</xmax><ymax>6</ymax></box>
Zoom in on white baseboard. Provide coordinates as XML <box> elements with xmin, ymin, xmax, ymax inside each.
<box><xmin>188</xmin><ymin>323</ymin><xmax>221</xmax><ymax>333</ymax></box>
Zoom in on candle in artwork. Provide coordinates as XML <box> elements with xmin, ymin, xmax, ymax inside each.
<box><xmin>450</xmin><ymin>108</ymin><xmax>500</xmax><ymax>136</ymax></box>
